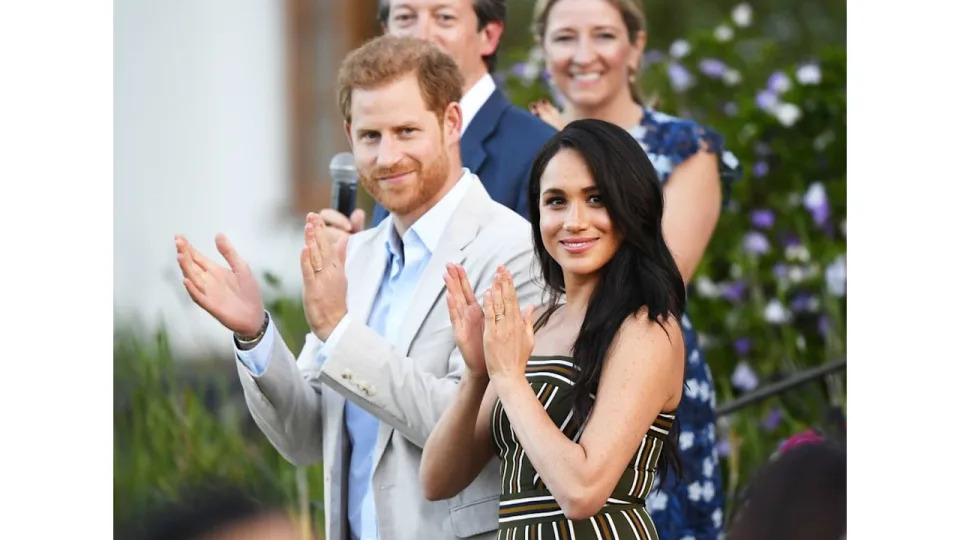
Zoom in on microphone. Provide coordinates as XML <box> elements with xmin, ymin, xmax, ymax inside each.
<box><xmin>329</xmin><ymin>152</ymin><xmax>358</xmax><ymax>217</ymax></box>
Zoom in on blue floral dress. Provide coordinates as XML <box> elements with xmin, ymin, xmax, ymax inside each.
<box><xmin>627</xmin><ymin>108</ymin><xmax>741</xmax><ymax>540</ymax></box>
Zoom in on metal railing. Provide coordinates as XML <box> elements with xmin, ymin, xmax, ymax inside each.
<box><xmin>715</xmin><ymin>358</ymin><xmax>846</xmax><ymax>417</ymax></box>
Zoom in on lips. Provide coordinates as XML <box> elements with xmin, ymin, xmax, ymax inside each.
<box><xmin>559</xmin><ymin>237</ymin><xmax>599</xmax><ymax>254</ymax></box>
<box><xmin>376</xmin><ymin>171</ymin><xmax>415</xmax><ymax>184</ymax></box>
<box><xmin>571</xmin><ymin>72</ymin><xmax>602</xmax><ymax>82</ymax></box>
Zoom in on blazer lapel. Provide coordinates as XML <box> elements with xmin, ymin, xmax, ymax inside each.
<box><xmin>460</xmin><ymin>89</ymin><xmax>510</xmax><ymax>177</ymax></box>
<box><xmin>394</xmin><ymin>182</ymin><xmax>487</xmax><ymax>356</ymax></box>
<box><xmin>344</xmin><ymin>221</ymin><xmax>390</xmax><ymax>324</ymax></box>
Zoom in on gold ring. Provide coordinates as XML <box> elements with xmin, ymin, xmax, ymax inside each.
<box><xmin>314</xmin><ymin>267</ymin><xmax>323</xmax><ymax>274</ymax></box>
<box><xmin>495</xmin><ymin>314</ymin><xmax>504</xmax><ymax>322</ymax></box>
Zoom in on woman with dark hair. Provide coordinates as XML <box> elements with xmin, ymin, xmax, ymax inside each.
<box><xmin>528</xmin><ymin>1</ymin><xmax>743</xmax><ymax>536</ymax></box>
<box><xmin>421</xmin><ymin>118</ymin><xmax>686</xmax><ymax>538</ymax></box>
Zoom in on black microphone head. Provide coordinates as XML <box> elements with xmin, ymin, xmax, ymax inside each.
<box><xmin>329</xmin><ymin>152</ymin><xmax>358</xmax><ymax>216</ymax></box>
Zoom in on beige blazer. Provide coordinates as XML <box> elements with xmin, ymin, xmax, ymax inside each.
<box><xmin>237</xmin><ymin>174</ymin><xmax>542</xmax><ymax>539</ymax></box>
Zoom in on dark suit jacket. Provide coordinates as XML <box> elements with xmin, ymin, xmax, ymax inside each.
<box><xmin>372</xmin><ymin>87</ymin><xmax>556</xmax><ymax>225</ymax></box>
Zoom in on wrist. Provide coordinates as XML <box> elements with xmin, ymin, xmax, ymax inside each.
<box><xmin>312</xmin><ymin>309</ymin><xmax>346</xmax><ymax>341</ymax></box>
<box><xmin>490</xmin><ymin>370</ymin><xmax>527</xmax><ymax>392</ymax></box>
<box><xmin>461</xmin><ymin>370</ymin><xmax>490</xmax><ymax>391</ymax></box>
<box><xmin>235</xmin><ymin>310</ymin><xmax>269</xmax><ymax>349</ymax></box>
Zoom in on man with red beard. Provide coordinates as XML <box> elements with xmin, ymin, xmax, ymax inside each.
<box><xmin>321</xmin><ymin>0</ymin><xmax>556</xmax><ymax>239</ymax></box>
<box><xmin>174</xmin><ymin>36</ymin><xmax>539</xmax><ymax>540</ymax></box>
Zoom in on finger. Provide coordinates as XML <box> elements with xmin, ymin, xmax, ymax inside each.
<box><xmin>523</xmin><ymin>305</ymin><xmax>536</xmax><ymax>341</ymax></box>
<box><xmin>215</xmin><ymin>233</ymin><xmax>245</xmax><ymax>273</ymax></box>
<box><xmin>310</xmin><ymin>213</ymin><xmax>335</xmax><ymax>264</ymax></box>
<box><xmin>177</xmin><ymin>254</ymin><xmax>205</xmax><ymax>294</ymax></box>
<box><xmin>501</xmin><ymin>267</ymin><xmax>520</xmax><ymax>316</ymax></box>
<box><xmin>182</xmin><ymin>277</ymin><xmax>207</xmax><ymax>306</ymax></box>
<box><xmin>335</xmin><ymin>235</ymin><xmax>348</xmax><ymax>265</ymax></box>
<box><xmin>349</xmin><ymin>209</ymin><xmax>366</xmax><ymax>233</ymax></box>
<box><xmin>482</xmin><ymin>290</ymin><xmax>495</xmax><ymax>325</ymax></box>
<box><xmin>446</xmin><ymin>265</ymin><xmax>468</xmax><ymax>309</ymax></box>
<box><xmin>305</xmin><ymin>222</ymin><xmax>324</xmax><ymax>271</ymax></box>
<box><xmin>300</xmin><ymin>247</ymin><xmax>317</xmax><ymax>286</ymax></box>
<box><xmin>185</xmin><ymin>240</ymin><xmax>217</xmax><ymax>273</ymax></box>
<box><xmin>492</xmin><ymin>272</ymin><xmax>505</xmax><ymax>317</ymax></box>
<box><xmin>446</xmin><ymin>291</ymin><xmax>461</xmax><ymax>328</ymax></box>
<box><xmin>318</xmin><ymin>208</ymin><xmax>352</xmax><ymax>232</ymax></box>
<box><xmin>455</xmin><ymin>264</ymin><xmax>477</xmax><ymax>306</ymax></box>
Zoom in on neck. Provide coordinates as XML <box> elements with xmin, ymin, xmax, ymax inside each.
<box><xmin>392</xmin><ymin>165</ymin><xmax>463</xmax><ymax>237</ymax></box>
<box><xmin>561</xmin><ymin>86</ymin><xmax>643</xmax><ymax>131</ymax></box>
<box><xmin>461</xmin><ymin>68</ymin><xmax>488</xmax><ymax>95</ymax></box>
<box><xmin>559</xmin><ymin>271</ymin><xmax>599</xmax><ymax>317</ymax></box>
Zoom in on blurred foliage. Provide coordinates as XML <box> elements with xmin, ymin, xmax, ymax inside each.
<box><xmin>113</xmin><ymin>279</ymin><xmax>323</xmax><ymax>537</ymax></box>
<box><xmin>495</xmin><ymin>1</ymin><xmax>846</xmax><ymax>518</ymax></box>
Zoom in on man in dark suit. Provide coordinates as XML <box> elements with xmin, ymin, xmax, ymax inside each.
<box><xmin>322</xmin><ymin>0</ymin><xmax>556</xmax><ymax>238</ymax></box>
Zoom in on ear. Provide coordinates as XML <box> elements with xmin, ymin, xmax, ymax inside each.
<box><xmin>443</xmin><ymin>101</ymin><xmax>463</xmax><ymax>147</ymax></box>
<box><xmin>478</xmin><ymin>20</ymin><xmax>505</xmax><ymax>58</ymax></box>
<box><xmin>343</xmin><ymin>121</ymin><xmax>355</xmax><ymax>150</ymax></box>
<box><xmin>629</xmin><ymin>30</ymin><xmax>647</xmax><ymax>72</ymax></box>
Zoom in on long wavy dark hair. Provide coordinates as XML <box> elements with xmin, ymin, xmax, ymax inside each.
<box><xmin>528</xmin><ymin>118</ymin><xmax>686</xmax><ymax>479</ymax></box>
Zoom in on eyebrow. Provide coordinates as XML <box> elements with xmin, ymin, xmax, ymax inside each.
<box><xmin>549</xmin><ymin>24</ymin><xmax>621</xmax><ymax>35</ymax></box>
<box><xmin>542</xmin><ymin>186</ymin><xmax>599</xmax><ymax>196</ymax></box>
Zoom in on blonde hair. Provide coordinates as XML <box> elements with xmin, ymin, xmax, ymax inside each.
<box><xmin>337</xmin><ymin>35</ymin><xmax>465</xmax><ymax>124</ymax></box>
<box><xmin>532</xmin><ymin>0</ymin><xmax>647</xmax><ymax>104</ymax></box>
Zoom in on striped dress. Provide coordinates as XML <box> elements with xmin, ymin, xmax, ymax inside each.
<box><xmin>490</xmin><ymin>355</ymin><xmax>675</xmax><ymax>540</ymax></box>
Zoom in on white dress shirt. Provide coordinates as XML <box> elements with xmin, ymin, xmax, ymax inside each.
<box><xmin>459</xmin><ymin>73</ymin><xmax>496</xmax><ymax>134</ymax></box>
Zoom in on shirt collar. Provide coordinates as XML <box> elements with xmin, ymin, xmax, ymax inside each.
<box><xmin>460</xmin><ymin>73</ymin><xmax>496</xmax><ymax>133</ymax></box>
<box><xmin>383</xmin><ymin>168</ymin><xmax>475</xmax><ymax>259</ymax></box>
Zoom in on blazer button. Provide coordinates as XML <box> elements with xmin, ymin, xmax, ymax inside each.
<box><xmin>342</xmin><ymin>369</ymin><xmax>354</xmax><ymax>380</ymax></box>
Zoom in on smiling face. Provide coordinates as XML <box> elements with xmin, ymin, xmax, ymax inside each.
<box><xmin>346</xmin><ymin>72</ymin><xmax>461</xmax><ymax>226</ymax></box>
<box><xmin>540</xmin><ymin>0</ymin><xmax>644</xmax><ymax>112</ymax></box>
<box><xmin>384</xmin><ymin>0</ymin><xmax>502</xmax><ymax>90</ymax></box>
<box><xmin>538</xmin><ymin>148</ymin><xmax>623</xmax><ymax>278</ymax></box>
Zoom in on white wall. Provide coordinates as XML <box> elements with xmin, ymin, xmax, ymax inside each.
<box><xmin>115</xmin><ymin>0</ymin><xmax>306</xmax><ymax>359</ymax></box>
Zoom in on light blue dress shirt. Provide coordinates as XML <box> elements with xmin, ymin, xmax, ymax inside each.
<box><xmin>235</xmin><ymin>170</ymin><xmax>474</xmax><ymax>540</ymax></box>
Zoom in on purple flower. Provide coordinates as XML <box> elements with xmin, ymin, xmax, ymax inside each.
<box><xmin>804</xmin><ymin>182</ymin><xmax>830</xmax><ymax>226</ymax></box>
<box><xmin>510</xmin><ymin>62</ymin><xmax>527</xmax><ymax>77</ymax></box>
<box><xmin>667</xmin><ymin>62</ymin><xmax>695</xmax><ymax>92</ymax></box>
<box><xmin>790</xmin><ymin>292</ymin><xmax>819</xmax><ymax>312</ymax></box>
<box><xmin>644</xmin><ymin>49</ymin><xmax>665</xmax><ymax>65</ymax></box>
<box><xmin>780</xmin><ymin>233</ymin><xmax>800</xmax><ymax>249</ymax></box>
<box><xmin>762</xmin><ymin>409</ymin><xmax>782</xmax><ymax>432</ymax></box>
<box><xmin>732</xmin><ymin>361</ymin><xmax>759</xmax><ymax>392</ymax></box>
<box><xmin>742</xmin><ymin>230</ymin><xmax>771</xmax><ymax>255</ymax></box>
<box><xmin>698</xmin><ymin>58</ymin><xmax>727</xmax><ymax>79</ymax></box>
<box><xmin>734</xmin><ymin>337</ymin><xmax>751</xmax><ymax>356</ymax></box>
<box><xmin>767</xmin><ymin>71</ymin><xmax>792</xmax><ymax>94</ymax></box>
<box><xmin>717</xmin><ymin>438</ymin><xmax>731</xmax><ymax>457</ymax></box>
<box><xmin>722</xmin><ymin>280</ymin><xmax>747</xmax><ymax>303</ymax></box>
<box><xmin>752</xmin><ymin>161</ymin><xmax>769</xmax><ymax>178</ymax></box>
<box><xmin>755</xmin><ymin>89</ymin><xmax>778</xmax><ymax>112</ymax></box>
<box><xmin>772</xmin><ymin>263</ymin><xmax>789</xmax><ymax>280</ymax></box>
<box><xmin>750</xmin><ymin>209</ymin><xmax>775</xmax><ymax>229</ymax></box>
<box><xmin>723</xmin><ymin>102</ymin><xmax>739</xmax><ymax>116</ymax></box>
<box><xmin>818</xmin><ymin>314</ymin><xmax>830</xmax><ymax>336</ymax></box>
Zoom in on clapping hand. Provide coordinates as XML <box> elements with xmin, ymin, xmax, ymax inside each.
<box><xmin>444</xmin><ymin>263</ymin><xmax>487</xmax><ymax>380</ymax></box>
<box><xmin>300</xmin><ymin>212</ymin><xmax>349</xmax><ymax>341</ymax></box>
<box><xmin>174</xmin><ymin>233</ymin><xmax>265</xmax><ymax>337</ymax></box>
<box><xmin>481</xmin><ymin>266</ymin><xmax>536</xmax><ymax>381</ymax></box>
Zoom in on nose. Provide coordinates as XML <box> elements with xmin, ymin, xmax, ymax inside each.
<box><xmin>376</xmin><ymin>135</ymin><xmax>402</xmax><ymax>169</ymax></box>
<box><xmin>571</xmin><ymin>36</ymin><xmax>598</xmax><ymax>66</ymax></box>
<box><xmin>563</xmin><ymin>202</ymin><xmax>587</xmax><ymax>233</ymax></box>
<box><xmin>413</xmin><ymin>17</ymin><xmax>437</xmax><ymax>43</ymax></box>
